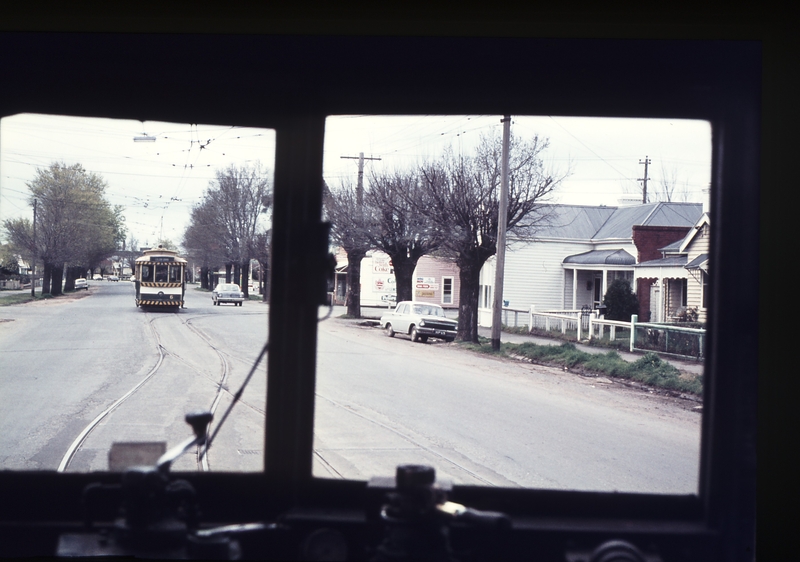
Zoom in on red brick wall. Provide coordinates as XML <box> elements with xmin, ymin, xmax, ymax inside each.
<box><xmin>632</xmin><ymin>225</ymin><xmax>692</xmax><ymax>262</ymax></box>
<box><xmin>637</xmin><ymin>277</ymin><xmax>656</xmax><ymax>322</ymax></box>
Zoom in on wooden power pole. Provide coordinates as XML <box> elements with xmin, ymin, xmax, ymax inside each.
<box><xmin>340</xmin><ymin>152</ymin><xmax>381</xmax><ymax>207</ymax></box>
<box><xmin>491</xmin><ymin>116</ymin><xmax>511</xmax><ymax>351</ymax></box>
<box><xmin>31</xmin><ymin>198</ymin><xmax>37</xmax><ymax>298</ymax></box>
<box><xmin>638</xmin><ymin>156</ymin><xmax>651</xmax><ymax>204</ymax></box>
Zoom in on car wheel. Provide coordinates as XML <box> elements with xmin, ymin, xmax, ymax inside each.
<box><xmin>385</xmin><ymin>323</ymin><xmax>395</xmax><ymax>337</ymax></box>
<box><xmin>410</xmin><ymin>326</ymin><xmax>420</xmax><ymax>342</ymax></box>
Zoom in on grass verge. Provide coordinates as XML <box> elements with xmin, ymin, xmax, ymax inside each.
<box><xmin>0</xmin><ymin>293</ymin><xmax>56</xmax><ymax>306</ymax></box>
<box><xmin>458</xmin><ymin>338</ymin><xmax>702</xmax><ymax>396</ymax></box>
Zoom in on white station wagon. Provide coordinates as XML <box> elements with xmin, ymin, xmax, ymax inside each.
<box><xmin>380</xmin><ymin>301</ymin><xmax>458</xmax><ymax>343</ymax></box>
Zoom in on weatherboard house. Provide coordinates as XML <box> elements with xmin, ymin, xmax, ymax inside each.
<box><xmin>477</xmin><ymin>201</ymin><xmax>704</xmax><ymax>327</ymax></box>
<box><xmin>634</xmin><ymin>212</ymin><xmax>710</xmax><ymax>324</ymax></box>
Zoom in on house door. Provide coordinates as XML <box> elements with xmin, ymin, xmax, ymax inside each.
<box><xmin>650</xmin><ymin>281</ymin><xmax>661</xmax><ymax>323</ymax></box>
<box><xmin>593</xmin><ymin>275</ymin><xmax>603</xmax><ymax>309</ymax></box>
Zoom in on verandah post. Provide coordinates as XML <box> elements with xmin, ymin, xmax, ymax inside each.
<box><xmin>630</xmin><ymin>314</ymin><xmax>638</xmax><ymax>352</ymax></box>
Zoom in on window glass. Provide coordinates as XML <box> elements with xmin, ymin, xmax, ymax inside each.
<box><xmin>316</xmin><ymin>115</ymin><xmax>710</xmax><ymax>494</ymax></box>
<box><xmin>0</xmin><ymin>113</ymin><xmax>274</xmax><ymax>472</ymax></box>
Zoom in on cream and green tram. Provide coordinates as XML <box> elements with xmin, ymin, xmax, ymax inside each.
<box><xmin>134</xmin><ymin>246</ymin><xmax>187</xmax><ymax>308</ymax></box>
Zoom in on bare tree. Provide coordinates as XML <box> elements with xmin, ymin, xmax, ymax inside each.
<box><xmin>183</xmin><ymin>198</ymin><xmax>230</xmax><ymax>290</ymax></box>
<box><xmin>191</xmin><ymin>163</ymin><xmax>271</xmax><ymax>296</ymax></box>
<box><xmin>622</xmin><ymin>162</ymin><xmax>692</xmax><ymax>203</ymax></box>
<box><xmin>364</xmin><ymin>170</ymin><xmax>443</xmax><ymax>302</ymax></box>
<box><xmin>417</xmin><ymin>132</ymin><xmax>567</xmax><ymax>342</ymax></box>
<box><xmin>324</xmin><ymin>180</ymin><xmax>371</xmax><ymax>318</ymax></box>
<box><xmin>656</xmin><ymin>163</ymin><xmax>691</xmax><ymax>202</ymax></box>
<box><xmin>250</xmin><ymin>230</ymin><xmax>271</xmax><ymax>301</ymax></box>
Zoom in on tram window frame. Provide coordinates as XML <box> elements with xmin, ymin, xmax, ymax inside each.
<box><xmin>0</xmin><ymin>31</ymin><xmax>758</xmax><ymax>559</ymax></box>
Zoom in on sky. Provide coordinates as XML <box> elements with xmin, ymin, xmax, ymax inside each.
<box><xmin>1</xmin><ymin>113</ymin><xmax>711</xmax><ymax>250</ymax></box>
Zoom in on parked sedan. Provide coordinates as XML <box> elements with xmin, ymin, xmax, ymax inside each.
<box><xmin>380</xmin><ymin>301</ymin><xmax>458</xmax><ymax>343</ymax></box>
<box><xmin>212</xmin><ymin>283</ymin><xmax>245</xmax><ymax>306</ymax></box>
<box><xmin>74</xmin><ymin>278</ymin><xmax>89</xmax><ymax>290</ymax></box>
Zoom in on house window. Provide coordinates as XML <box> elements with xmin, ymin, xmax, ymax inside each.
<box><xmin>681</xmin><ymin>278</ymin><xmax>688</xmax><ymax>307</ymax></box>
<box><xmin>480</xmin><ymin>284</ymin><xmax>492</xmax><ymax>309</ymax></box>
<box><xmin>701</xmin><ymin>270</ymin><xmax>709</xmax><ymax>309</ymax></box>
<box><xmin>442</xmin><ymin>277</ymin><xmax>453</xmax><ymax>305</ymax></box>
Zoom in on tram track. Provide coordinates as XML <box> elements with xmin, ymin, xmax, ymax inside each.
<box><xmin>57</xmin><ymin>309</ymin><xmax>268</xmax><ymax>473</ymax></box>
<box><xmin>314</xmin><ymin>392</ymin><xmax>505</xmax><ymax>486</ymax></box>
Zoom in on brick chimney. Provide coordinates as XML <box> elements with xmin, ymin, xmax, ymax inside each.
<box><xmin>632</xmin><ymin>225</ymin><xmax>692</xmax><ymax>262</ymax></box>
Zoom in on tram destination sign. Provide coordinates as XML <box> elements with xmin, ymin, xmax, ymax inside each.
<box><xmin>151</xmin><ymin>256</ymin><xmax>175</xmax><ymax>262</ymax></box>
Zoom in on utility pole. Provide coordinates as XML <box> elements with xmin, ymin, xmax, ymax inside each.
<box><xmin>638</xmin><ymin>156</ymin><xmax>651</xmax><ymax>204</ymax></box>
<box><xmin>491</xmin><ymin>115</ymin><xmax>511</xmax><ymax>351</ymax></box>
<box><xmin>31</xmin><ymin>199</ymin><xmax>37</xmax><ymax>297</ymax></box>
<box><xmin>341</xmin><ymin>152</ymin><xmax>381</xmax><ymax>207</ymax></box>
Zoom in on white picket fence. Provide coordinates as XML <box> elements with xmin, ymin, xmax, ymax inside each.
<box><xmin>522</xmin><ymin>307</ymin><xmax>706</xmax><ymax>361</ymax></box>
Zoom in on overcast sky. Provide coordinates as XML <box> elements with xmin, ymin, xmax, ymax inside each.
<box><xmin>1</xmin><ymin>113</ymin><xmax>711</xmax><ymax>250</ymax></box>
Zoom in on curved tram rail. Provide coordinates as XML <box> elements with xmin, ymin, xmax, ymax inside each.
<box><xmin>56</xmin><ymin>310</ymin><xmax>266</xmax><ymax>473</ymax></box>
<box><xmin>134</xmin><ymin>246</ymin><xmax>187</xmax><ymax>309</ymax></box>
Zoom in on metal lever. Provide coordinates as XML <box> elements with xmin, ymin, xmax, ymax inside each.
<box><xmin>157</xmin><ymin>411</ymin><xmax>213</xmax><ymax>472</ymax></box>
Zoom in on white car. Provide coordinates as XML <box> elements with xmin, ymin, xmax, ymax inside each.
<box><xmin>74</xmin><ymin>278</ymin><xmax>89</xmax><ymax>290</ymax></box>
<box><xmin>380</xmin><ymin>301</ymin><xmax>458</xmax><ymax>343</ymax></box>
<box><xmin>212</xmin><ymin>283</ymin><xmax>245</xmax><ymax>306</ymax></box>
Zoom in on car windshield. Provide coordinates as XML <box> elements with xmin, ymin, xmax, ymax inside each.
<box><xmin>412</xmin><ymin>304</ymin><xmax>444</xmax><ymax>317</ymax></box>
<box><xmin>219</xmin><ymin>284</ymin><xmax>239</xmax><ymax>291</ymax></box>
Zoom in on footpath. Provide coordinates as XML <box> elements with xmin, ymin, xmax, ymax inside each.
<box><xmin>354</xmin><ymin>305</ymin><xmax>704</xmax><ymax>377</ymax></box>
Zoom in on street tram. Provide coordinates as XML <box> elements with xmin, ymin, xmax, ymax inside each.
<box><xmin>134</xmin><ymin>246</ymin><xmax>187</xmax><ymax>308</ymax></box>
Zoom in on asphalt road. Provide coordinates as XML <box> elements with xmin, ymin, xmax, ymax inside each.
<box><xmin>313</xmin><ymin>315</ymin><xmax>702</xmax><ymax>494</ymax></box>
<box><xmin>0</xmin><ymin>284</ymin><xmax>701</xmax><ymax>495</ymax></box>
<box><xmin>0</xmin><ymin>282</ymin><xmax>269</xmax><ymax>472</ymax></box>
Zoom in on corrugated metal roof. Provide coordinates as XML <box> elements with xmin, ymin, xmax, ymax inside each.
<box><xmin>593</xmin><ymin>205</ymin><xmax>657</xmax><ymax>239</ymax></box>
<box><xmin>563</xmin><ymin>249</ymin><xmax>635</xmax><ymax>265</ymax></box>
<box><xmin>686</xmin><ymin>253</ymin><xmax>709</xmax><ymax>269</ymax></box>
<box><xmin>636</xmin><ymin>255</ymin><xmax>688</xmax><ymax>267</ymax></box>
<box><xmin>642</xmin><ymin>203</ymin><xmax>705</xmax><ymax>228</ymax></box>
<box><xmin>531</xmin><ymin>205</ymin><xmax>616</xmax><ymax>239</ymax></box>
<box><xmin>658</xmin><ymin>239</ymin><xmax>684</xmax><ymax>253</ymax></box>
<box><xmin>530</xmin><ymin>202</ymin><xmax>703</xmax><ymax>241</ymax></box>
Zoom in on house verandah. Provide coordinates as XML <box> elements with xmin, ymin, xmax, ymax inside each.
<box><xmin>562</xmin><ymin>249</ymin><xmax>635</xmax><ymax>311</ymax></box>
<box><xmin>634</xmin><ymin>257</ymin><xmax>689</xmax><ymax>323</ymax></box>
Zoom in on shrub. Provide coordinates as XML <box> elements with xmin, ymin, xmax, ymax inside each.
<box><xmin>603</xmin><ymin>279</ymin><xmax>639</xmax><ymax>321</ymax></box>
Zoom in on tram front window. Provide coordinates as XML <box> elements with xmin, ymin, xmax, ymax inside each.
<box><xmin>141</xmin><ymin>265</ymin><xmax>153</xmax><ymax>282</ymax></box>
<box><xmin>169</xmin><ymin>266</ymin><xmax>180</xmax><ymax>283</ymax></box>
<box><xmin>155</xmin><ymin>265</ymin><xmax>168</xmax><ymax>283</ymax></box>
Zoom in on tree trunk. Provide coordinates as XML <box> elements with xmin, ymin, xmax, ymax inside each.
<box><xmin>391</xmin><ymin>254</ymin><xmax>418</xmax><ymax>303</ymax></box>
<box><xmin>259</xmin><ymin>259</ymin><xmax>269</xmax><ymax>301</ymax></box>
<box><xmin>240</xmin><ymin>261</ymin><xmax>249</xmax><ymax>298</ymax></box>
<box><xmin>42</xmin><ymin>262</ymin><xmax>52</xmax><ymax>295</ymax></box>
<box><xmin>200</xmin><ymin>266</ymin><xmax>209</xmax><ymax>290</ymax></box>
<box><xmin>456</xmin><ymin>261</ymin><xmax>482</xmax><ymax>343</ymax></box>
<box><xmin>225</xmin><ymin>263</ymin><xmax>232</xmax><ymax>283</ymax></box>
<box><xmin>345</xmin><ymin>248</ymin><xmax>367</xmax><ymax>318</ymax></box>
<box><xmin>63</xmin><ymin>266</ymin><xmax>76</xmax><ymax>291</ymax></box>
<box><xmin>50</xmin><ymin>263</ymin><xmax>64</xmax><ymax>296</ymax></box>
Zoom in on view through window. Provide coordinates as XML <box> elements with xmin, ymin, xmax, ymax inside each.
<box><xmin>314</xmin><ymin>115</ymin><xmax>711</xmax><ymax>494</ymax></box>
<box><xmin>0</xmin><ymin>114</ymin><xmax>273</xmax><ymax>472</ymax></box>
